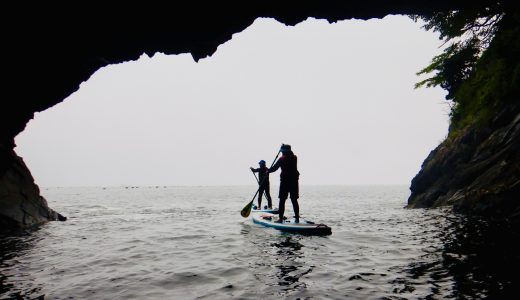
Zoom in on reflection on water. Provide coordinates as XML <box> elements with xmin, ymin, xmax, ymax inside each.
<box><xmin>239</xmin><ymin>224</ymin><xmax>319</xmax><ymax>298</ymax></box>
<box><xmin>0</xmin><ymin>186</ymin><xmax>519</xmax><ymax>299</ymax></box>
<box><xmin>439</xmin><ymin>215</ymin><xmax>519</xmax><ymax>298</ymax></box>
<box><xmin>0</xmin><ymin>231</ymin><xmax>45</xmax><ymax>299</ymax></box>
<box><xmin>271</xmin><ymin>237</ymin><xmax>312</xmax><ymax>290</ymax></box>
<box><xmin>390</xmin><ymin>213</ymin><xmax>520</xmax><ymax>299</ymax></box>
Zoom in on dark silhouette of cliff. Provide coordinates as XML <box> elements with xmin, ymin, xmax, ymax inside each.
<box><xmin>1</xmin><ymin>1</ymin><xmax>518</xmax><ymax>231</ymax></box>
<box><xmin>407</xmin><ymin>9</ymin><xmax>520</xmax><ymax>223</ymax></box>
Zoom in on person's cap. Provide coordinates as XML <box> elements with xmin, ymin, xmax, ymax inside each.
<box><xmin>280</xmin><ymin>144</ymin><xmax>291</xmax><ymax>153</ymax></box>
<box><xmin>259</xmin><ymin>160</ymin><xmax>266</xmax><ymax>165</ymax></box>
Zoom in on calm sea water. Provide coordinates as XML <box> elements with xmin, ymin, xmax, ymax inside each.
<box><xmin>1</xmin><ymin>186</ymin><xmax>518</xmax><ymax>299</ymax></box>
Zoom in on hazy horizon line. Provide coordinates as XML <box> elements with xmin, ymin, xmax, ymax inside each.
<box><xmin>40</xmin><ymin>183</ymin><xmax>410</xmax><ymax>188</ymax></box>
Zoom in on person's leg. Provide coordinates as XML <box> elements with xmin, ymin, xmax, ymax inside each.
<box><xmin>258</xmin><ymin>186</ymin><xmax>264</xmax><ymax>208</ymax></box>
<box><xmin>265</xmin><ymin>183</ymin><xmax>272</xmax><ymax>208</ymax></box>
<box><xmin>290</xmin><ymin>197</ymin><xmax>299</xmax><ymax>222</ymax></box>
<box><xmin>277</xmin><ymin>198</ymin><xmax>286</xmax><ymax>222</ymax></box>
<box><xmin>278</xmin><ymin>182</ymin><xmax>289</xmax><ymax>222</ymax></box>
<box><xmin>290</xmin><ymin>181</ymin><xmax>300</xmax><ymax>222</ymax></box>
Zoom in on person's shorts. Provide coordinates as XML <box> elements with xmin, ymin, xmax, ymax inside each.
<box><xmin>279</xmin><ymin>181</ymin><xmax>298</xmax><ymax>199</ymax></box>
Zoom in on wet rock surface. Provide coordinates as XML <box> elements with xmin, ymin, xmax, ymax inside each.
<box><xmin>0</xmin><ymin>146</ymin><xmax>65</xmax><ymax>233</ymax></box>
<box><xmin>408</xmin><ymin>106</ymin><xmax>520</xmax><ymax>221</ymax></box>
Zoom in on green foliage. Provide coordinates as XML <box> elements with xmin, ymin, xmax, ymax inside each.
<box><xmin>411</xmin><ymin>8</ymin><xmax>503</xmax><ymax>101</ymax></box>
<box><xmin>411</xmin><ymin>4</ymin><xmax>519</xmax><ymax>134</ymax></box>
<box><xmin>451</xmin><ymin>15</ymin><xmax>520</xmax><ymax>131</ymax></box>
<box><xmin>411</xmin><ymin>9</ymin><xmax>503</xmax><ymax>42</ymax></box>
<box><xmin>415</xmin><ymin>40</ymin><xmax>479</xmax><ymax>99</ymax></box>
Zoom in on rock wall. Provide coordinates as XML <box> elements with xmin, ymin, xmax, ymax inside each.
<box><xmin>407</xmin><ymin>9</ymin><xmax>520</xmax><ymax>221</ymax></box>
<box><xmin>1</xmin><ymin>2</ymin><xmax>517</xmax><ymax>232</ymax></box>
<box><xmin>0</xmin><ymin>145</ymin><xmax>65</xmax><ymax>233</ymax></box>
<box><xmin>407</xmin><ymin>106</ymin><xmax>520</xmax><ymax>221</ymax></box>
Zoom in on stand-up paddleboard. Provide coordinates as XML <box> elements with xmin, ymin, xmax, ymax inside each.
<box><xmin>252</xmin><ymin>213</ymin><xmax>332</xmax><ymax>235</ymax></box>
<box><xmin>252</xmin><ymin>206</ymin><xmax>279</xmax><ymax>214</ymax></box>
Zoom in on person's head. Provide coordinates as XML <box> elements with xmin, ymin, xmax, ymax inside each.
<box><xmin>280</xmin><ymin>144</ymin><xmax>292</xmax><ymax>154</ymax></box>
<box><xmin>259</xmin><ymin>160</ymin><xmax>266</xmax><ymax>166</ymax></box>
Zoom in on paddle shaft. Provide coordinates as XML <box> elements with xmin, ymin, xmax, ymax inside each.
<box><xmin>251</xmin><ymin>171</ymin><xmax>269</xmax><ymax>204</ymax></box>
<box><xmin>250</xmin><ymin>149</ymin><xmax>280</xmax><ymax>201</ymax></box>
<box><xmin>242</xmin><ymin>148</ymin><xmax>281</xmax><ymax>217</ymax></box>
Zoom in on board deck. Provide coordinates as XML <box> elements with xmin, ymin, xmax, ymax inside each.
<box><xmin>252</xmin><ymin>207</ymin><xmax>279</xmax><ymax>214</ymax></box>
<box><xmin>251</xmin><ymin>213</ymin><xmax>332</xmax><ymax>235</ymax></box>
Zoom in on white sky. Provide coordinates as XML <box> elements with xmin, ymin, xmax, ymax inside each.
<box><xmin>15</xmin><ymin>16</ymin><xmax>449</xmax><ymax>187</ymax></box>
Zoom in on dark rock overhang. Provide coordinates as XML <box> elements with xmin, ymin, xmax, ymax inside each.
<box><xmin>2</xmin><ymin>0</ymin><xmax>516</xmax><ymax>149</ymax></box>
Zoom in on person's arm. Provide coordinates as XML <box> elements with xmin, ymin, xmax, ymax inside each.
<box><xmin>269</xmin><ymin>158</ymin><xmax>282</xmax><ymax>173</ymax></box>
<box><xmin>295</xmin><ymin>156</ymin><xmax>300</xmax><ymax>178</ymax></box>
<box><xmin>250</xmin><ymin>167</ymin><xmax>260</xmax><ymax>173</ymax></box>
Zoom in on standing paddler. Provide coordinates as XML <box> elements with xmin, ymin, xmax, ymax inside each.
<box><xmin>250</xmin><ymin>160</ymin><xmax>273</xmax><ymax>209</ymax></box>
<box><xmin>269</xmin><ymin>144</ymin><xmax>300</xmax><ymax>223</ymax></box>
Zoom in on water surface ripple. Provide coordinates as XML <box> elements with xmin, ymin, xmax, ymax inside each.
<box><xmin>1</xmin><ymin>186</ymin><xmax>518</xmax><ymax>299</ymax></box>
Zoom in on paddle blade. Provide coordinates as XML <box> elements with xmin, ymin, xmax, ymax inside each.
<box><xmin>241</xmin><ymin>200</ymin><xmax>254</xmax><ymax>218</ymax></box>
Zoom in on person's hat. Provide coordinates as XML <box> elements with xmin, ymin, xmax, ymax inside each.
<box><xmin>259</xmin><ymin>160</ymin><xmax>266</xmax><ymax>165</ymax></box>
<box><xmin>280</xmin><ymin>144</ymin><xmax>291</xmax><ymax>153</ymax></box>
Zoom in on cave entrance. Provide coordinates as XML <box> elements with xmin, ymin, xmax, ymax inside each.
<box><xmin>15</xmin><ymin>16</ymin><xmax>448</xmax><ymax>187</ymax></box>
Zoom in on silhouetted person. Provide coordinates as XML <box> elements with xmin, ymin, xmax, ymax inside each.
<box><xmin>250</xmin><ymin>160</ymin><xmax>272</xmax><ymax>209</ymax></box>
<box><xmin>269</xmin><ymin>144</ymin><xmax>300</xmax><ymax>223</ymax></box>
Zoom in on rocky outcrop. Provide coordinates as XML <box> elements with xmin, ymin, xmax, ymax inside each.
<box><xmin>407</xmin><ymin>8</ymin><xmax>519</xmax><ymax>221</ymax></box>
<box><xmin>407</xmin><ymin>105</ymin><xmax>520</xmax><ymax>221</ymax></box>
<box><xmin>0</xmin><ymin>146</ymin><xmax>66</xmax><ymax>233</ymax></box>
<box><xmin>1</xmin><ymin>2</ymin><xmax>517</xmax><ymax>232</ymax></box>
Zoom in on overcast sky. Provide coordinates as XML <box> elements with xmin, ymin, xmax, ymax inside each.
<box><xmin>16</xmin><ymin>16</ymin><xmax>449</xmax><ymax>187</ymax></box>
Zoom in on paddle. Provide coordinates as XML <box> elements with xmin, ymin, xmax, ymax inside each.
<box><xmin>241</xmin><ymin>147</ymin><xmax>281</xmax><ymax>218</ymax></box>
